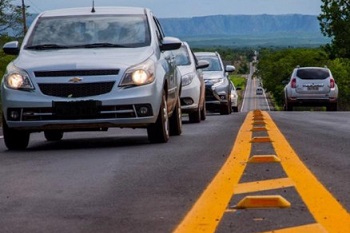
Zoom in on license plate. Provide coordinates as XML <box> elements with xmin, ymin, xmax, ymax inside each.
<box><xmin>53</xmin><ymin>100</ymin><xmax>101</xmax><ymax>119</ymax></box>
<box><xmin>307</xmin><ymin>86</ymin><xmax>319</xmax><ymax>91</ymax></box>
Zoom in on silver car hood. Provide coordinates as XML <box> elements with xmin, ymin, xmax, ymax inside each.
<box><xmin>202</xmin><ymin>71</ymin><xmax>224</xmax><ymax>79</ymax></box>
<box><xmin>14</xmin><ymin>47</ymin><xmax>154</xmax><ymax>71</ymax></box>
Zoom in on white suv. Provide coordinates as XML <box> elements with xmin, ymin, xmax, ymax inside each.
<box><xmin>1</xmin><ymin>7</ymin><xmax>183</xmax><ymax>150</ymax></box>
<box><xmin>284</xmin><ymin>66</ymin><xmax>338</xmax><ymax>111</ymax></box>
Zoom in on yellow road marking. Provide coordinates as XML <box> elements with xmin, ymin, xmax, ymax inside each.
<box><xmin>174</xmin><ymin>111</ymin><xmax>350</xmax><ymax>233</ymax></box>
<box><xmin>261</xmin><ymin>223</ymin><xmax>328</xmax><ymax>233</ymax></box>
<box><xmin>172</xmin><ymin>111</ymin><xmax>253</xmax><ymax>233</ymax></box>
<box><xmin>233</xmin><ymin>178</ymin><xmax>294</xmax><ymax>195</ymax></box>
<box><xmin>264</xmin><ymin>112</ymin><xmax>350</xmax><ymax>233</ymax></box>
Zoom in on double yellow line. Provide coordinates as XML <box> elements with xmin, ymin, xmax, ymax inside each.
<box><xmin>173</xmin><ymin>111</ymin><xmax>350</xmax><ymax>233</ymax></box>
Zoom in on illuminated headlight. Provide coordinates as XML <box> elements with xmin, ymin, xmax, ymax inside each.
<box><xmin>4</xmin><ymin>72</ymin><xmax>34</xmax><ymax>90</ymax></box>
<box><xmin>119</xmin><ymin>59</ymin><xmax>155</xmax><ymax>87</ymax></box>
<box><xmin>182</xmin><ymin>73</ymin><xmax>195</xmax><ymax>86</ymax></box>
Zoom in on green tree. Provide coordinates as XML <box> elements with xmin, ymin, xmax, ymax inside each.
<box><xmin>318</xmin><ymin>0</ymin><xmax>350</xmax><ymax>58</ymax></box>
<box><xmin>0</xmin><ymin>0</ymin><xmax>24</xmax><ymax>37</ymax></box>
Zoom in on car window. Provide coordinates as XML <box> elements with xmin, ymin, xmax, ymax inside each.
<box><xmin>196</xmin><ymin>56</ymin><xmax>222</xmax><ymax>71</ymax></box>
<box><xmin>296</xmin><ymin>69</ymin><xmax>330</xmax><ymax>80</ymax></box>
<box><xmin>173</xmin><ymin>46</ymin><xmax>191</xmax><ymax>66</ymax></box>
<box><xmin>26</xmin><ymin>14</ymin><xmax>151</xmax><ymax>48</ymax></box>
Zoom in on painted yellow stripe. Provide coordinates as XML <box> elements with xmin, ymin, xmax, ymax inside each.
<box><xmin>233</xmin><ymin>178</ymin><xmax>294</xmax><ymax>195</ymax></box>
<box><xmin>262</xmin><ymin>223</ymin><xmax>328</xmax><ymax>233</ymax></box>
<box><xmin>264</xmin><ymin>112</ymin><xmax>350</xmax><ymax>233</ymax></box>
<box><xmin>173</xmin><ymin>111</ymin><xmax>253</xmax><ymax>233</ymax></box>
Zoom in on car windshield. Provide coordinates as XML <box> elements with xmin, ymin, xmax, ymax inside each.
<box><xmin>173</xmin><ymin>46</ymin><xmax>191</xmax><ymax>66</ymax></box>
<box><xmin>25</xmin><ymin>14</ymin><xmax>151</xmax><ymax>49</ymax></box>
<box><xmin>296</xmin><ymin>69</ymin><xmax>330</xmax><ymax>80</ymax></box>
<box><xmin>196</xmin><ymin>56</ymin><xmax>222</xmax><ymax>71</ymax></box>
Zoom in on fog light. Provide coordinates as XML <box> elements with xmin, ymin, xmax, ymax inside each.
<box><xmin>135</xmin><ymin>104</ymin><xmax>153</xmax><ymax>117</ymax></box>
<box><xmin>182</xmin><ymin>98</ymin><xmax>194</xmax><ymax>106</ymax></box>
<box><xmin>139</xmin><ymin>107</ymin><xmax>149</xmax><ymax>115</ymax></box>
<box><xmin>8</xmin><ymin>109</ymin><xmax>21</xmax><ymax>121</ymax></box>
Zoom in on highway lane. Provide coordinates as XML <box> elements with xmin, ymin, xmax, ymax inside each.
<box><xmin>0</xmin><ymin>68</ymin><xmax>349</xmax><ymax>232</ymax></box>
<box><xmin>0</xmin><ymin>111</ymin><xmax>349</xmax><ymax>233</ymax></box>
<box><xmin>241</xmin><ymin>63</ymin><xmax>270</xmax><ymax>112</ymax></box>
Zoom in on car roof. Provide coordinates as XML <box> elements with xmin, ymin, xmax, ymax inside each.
<box><xmin>38</xmin><ymin>7</ymin><xmax>148</xmax><ymax>17</ymax></box>
<box><xmin>295</xmin><ymin>66</ymin><xmax>329</xmax><ymax>71</ymax></box>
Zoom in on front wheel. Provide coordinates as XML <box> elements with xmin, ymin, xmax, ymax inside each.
<box><xmin>169</xmin><ymin>96</ymin><xmax>182</xmax><ymax>135</ymax></box>
<box><xmin>3</xmin><ymin>116</ymin><xmax>30</xmax><ymax>150</ymax></box>
<box><xmin>189</xmin><ymin>106</ymin><xmax>201</xmax><ymax>123</ymax></box>
<box><xmin>200</xmin><ymin>102</ymin><xmax>206</xmax><ymax>121</ymax></box>
<box><xmin>147</xmin><ymin>91</ymin><xmax>169</xmax><ymax>143</ymax></box>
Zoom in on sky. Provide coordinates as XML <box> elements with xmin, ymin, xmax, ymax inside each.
<box><xmin>16</xmin><ymin>0</ymin><xmax>323</xmax><ymax>18</ymax></box>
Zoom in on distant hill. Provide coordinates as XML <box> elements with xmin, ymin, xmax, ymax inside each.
<box><xmin>25</xmin><ymin>13</ymin><xmax>329</xmax><ymax>48</ymax></box>
<box><xmin>159</xmin><ymin>14</ymin><xmax>330</xmax><ymax>48</ymax></box>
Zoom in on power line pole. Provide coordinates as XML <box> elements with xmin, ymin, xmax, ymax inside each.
<box><xmin>21</xmin><ymin>0</ymin><xmax>27</xmax><ymax>36</ymax></box>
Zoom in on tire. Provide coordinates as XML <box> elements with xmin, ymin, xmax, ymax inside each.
<box><xmin>2</xmin><ymin>116</ymin><xmax>30</xmax><ymax>150</ymax></box>
<box><xmin>220</xmin><ymin>102</ymin><xmax>230</xmax><ymax>115</ymax></box>
<box><xmin>232</xmin><ymin>106</ymin><xmax>239</xmax><ymax>112</ymax></box>
<box><xmin>169</xmin><ymin>96</ymin><xmax>182</xmax><ymax>135</ymax></box>
<box><xmin>189</xmin><ymin>106</ymin><xmax>201</xmax><ymax>123</ymax></box>
<box><xmin>326</xmin><ymin>103</ymin><xmax>337</xmax><ymax>111</ymax></box>
<box><xmin>284</xmin><ymin>101</ymin><xmax>293</xmax><ymax>111</ymax></box>
<box><xmin>44</xmin><ymin>130</ymin><xmax>64</xmax><ymax>141</ymax></box>
<box><xmin>200</xmin><ymin>102</ymin><xmax>206</xmax><ymax>121</ymax></box>
<box><xmin>147</xmin><ymin>91</ymin><xmax>169</xmax><ymax>143</ymax></box>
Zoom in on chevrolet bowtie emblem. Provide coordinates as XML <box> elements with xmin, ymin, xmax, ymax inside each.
<box><xmin>69</xmin><ymin>77</ymin><xmax>82</xmax><ymax>83</ymax></box>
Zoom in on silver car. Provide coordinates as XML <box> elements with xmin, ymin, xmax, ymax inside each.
<box><xmin>229</xmin><ymin>81</ymin><xmax>239</xmax><ymax>112</ymax></box>
<box><xmin>1</xmin><ymin>7</ymin><xmax>183</xmax><ymax>150</ymax></box>
<box><xmin>173</xmin><ymin>42</ymin><xmax>209</xmax><ymax>123</ymax></box>
<box><xmin>194</xmin><ymin>52</ymin><xmax>235</xmax><ymax>115</ymax></box>
<box><xmin>284</xmin><ymin>66</ymin><xmax>338</xmax><ymax>111</ymax></box>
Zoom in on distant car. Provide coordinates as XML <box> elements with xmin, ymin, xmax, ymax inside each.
<box><xmin>194</xmin><ymin>52</ymin><xmax>235</xmax><ymax>115</ymax></box>
<box><xmin>283</xmin><ymin>66</ymin><xmax>338</xmax><ymax>111</ymax></box>
<box><xmin>229</xmin><ymin>81</ymin><xmax>239</xmax><ymax>112</ymax></box>
<box><xmin>173</xmin><ymin>42</ymin><xmax>209</xmax><ymax>123</ymax></box>
<box><xmin>256</xmin><ymin>87</ymin><xmax>263</xmax><ymax>95</ymax></box>
<box><xmin>1</xmin><ymin>7</ymin><xmax>184</xmax><ymax>150</ymax></box>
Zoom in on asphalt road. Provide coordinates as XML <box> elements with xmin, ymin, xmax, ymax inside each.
<box><xmin>0</xmin><ymin>73</ymin><xmax>349</xmax><ymax>232</ymax></box>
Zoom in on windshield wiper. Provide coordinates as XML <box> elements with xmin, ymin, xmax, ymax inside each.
<box><xmin>77</xmin><ymin>43</ymin><xmax>127</xmax><ymax>48</ymax></box>
<box><xmin>25</xmin><ymin>44</ymin><xmax>69</xmax><ymax>50</ymax></box>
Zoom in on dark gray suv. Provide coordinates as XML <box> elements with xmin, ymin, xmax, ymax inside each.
<box><xmin>194</xmin><ymin>52</ymin><xmax>235</xmax><ymax>115</ymax></box>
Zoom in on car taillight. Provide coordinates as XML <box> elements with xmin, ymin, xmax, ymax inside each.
<box><xmin>330</xmin><ymin>77</ymin><xmax>335</xmax><ymax>88</ymax></box>
<box><xmin>291</xmin><ymin>78</ymin><xmax>297</xmax><ymax>88</ymax></box>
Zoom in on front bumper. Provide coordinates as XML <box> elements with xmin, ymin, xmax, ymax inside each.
<box><xmin>2</xmin><ymin>83</ymin><xmax>162</xmax><ymax>131</ymax></box>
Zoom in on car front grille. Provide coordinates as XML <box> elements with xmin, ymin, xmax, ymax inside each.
<box><xmin>39</xmin><ymin>82</ymin><xmax>115</xmax><ymax>98</ymax></box>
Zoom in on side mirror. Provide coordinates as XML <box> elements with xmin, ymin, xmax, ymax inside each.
<box><xmin>196</xmin><ymin>60</ymin><xmax>209</xmax><ymax>70</ymax></box>
<box><xmin>3</xmin><ymin>41</ymin><xmax>20</xmax><ymax>55</ymax></box>
<box><xmin>160</xmin><ymin>37</ymin><xmax>182</xmax><ymax>51</ymax></box>
<box><xmin>225</xmin><ymin>65</ymin><xmax>235</xmax><ymax>73</ymax></box>
<box><xmin>236</xmin><ymin>87</ymin><xmax>242</xmax><ymax>91</ymax></box>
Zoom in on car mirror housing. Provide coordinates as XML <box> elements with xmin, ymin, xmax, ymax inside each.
<box><xmin>196</xmin><ymin>60</ymin><xmax>209</xmax><ymax>70</ymax></box>
<box><xmin>225</xmin><ymin>65</ymin><xmax>236</xmax><ymax>72</ymax></box>
<box><xmin>160</xmin><ymin>37</ymin><xmax>182</xmax><ymax>51</ymax></box>
<box><xmin>3</xmin><ymin>41</ymin><xmax>20</xmax><ymax>55</ymax></box>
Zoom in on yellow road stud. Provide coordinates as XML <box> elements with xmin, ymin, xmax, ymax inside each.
<box><xmin>234</xmin><ymin>195</ymin><xmax>291</xmax><ymax>209</ymax></box>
